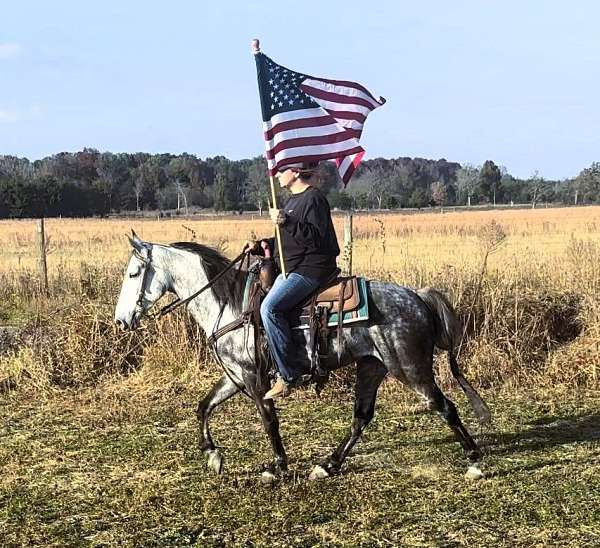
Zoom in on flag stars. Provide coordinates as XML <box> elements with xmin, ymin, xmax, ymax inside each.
<box><xmin>261</xmin><ymin>57</ymin><xmax>321</xmax><ymax>113</ymax></box>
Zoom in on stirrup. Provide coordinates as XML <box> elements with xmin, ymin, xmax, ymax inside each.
<box><xmin>292</xmin><ymin>373</ymin><xmax>313</xmax><ymax>387</ymax></box>
<box><xmin>312</xmin><ymin>370</ymin><xmax>329</xmax><ymax>396</ymax></box>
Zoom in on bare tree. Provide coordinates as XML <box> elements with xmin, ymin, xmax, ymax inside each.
<box><xmin>175</xmin><ymin>179</ymin><xmax>189</xmax><ymax>215</ymax></box>
<box><xmin>456</xmin><ymin>164</ymin><xmax>480</xmax><ymax>206</ymax></box>
<box><xmin>529</xmin><ymin>170</ymin><xmax>545</xmax><ymax>209</ymax></box>
<box><xmin>131</xmin><ymin>165</ymin><xmax>146</xmax><ymax>211</ymax></box>
<box><xmin>362</xmin><ymin>166</ymin><xmax>394</xmax><ymax>209</ymax></box>
<box><xmin>430</xmin><ymin>181</ymin><xmax>447</xmax><ymax>210</ymax></box>
<box><xmin>245</xmin><ymin>157</ymin><xmax>270</xmax><ymax>215</ymax></box>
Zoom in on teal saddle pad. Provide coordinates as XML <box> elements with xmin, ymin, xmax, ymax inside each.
<box><xmin>242</xmin><ymin>275</ymin><xmax>370</xmax><ymax>330</ymax></box>
<box><xmin>292</xmin><ymin>277</ymin><xmax>369</xmax><ymax>330</ymax></box>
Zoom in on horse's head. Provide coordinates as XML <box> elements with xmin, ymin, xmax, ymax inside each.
<box><xmin>114</xmin><ymin>231</ymin><xmax>170</xmax><ymax>331</ymax></box>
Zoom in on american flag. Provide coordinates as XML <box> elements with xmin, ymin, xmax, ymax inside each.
<box><xmin>254</xmin><ymin>51</ymin><xmax>385</xmax><ymax>186</ymax></box>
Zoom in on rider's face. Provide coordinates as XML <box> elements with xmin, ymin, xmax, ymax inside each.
<box><xmin>276</xmin><ymin>168</ymin><xmax>297</xmax><ymax>189</ymax></box>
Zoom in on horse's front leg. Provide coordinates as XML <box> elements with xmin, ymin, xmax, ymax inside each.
<box><xmin>255</xmin><ymin>398</ymin><xmax>289</xmax><ymax>482</ymax></box>
<box><xmin>245</xmin><ymin>372</ymin><xmax>288</xmax><ymax>482</ymax></box>
<box><xmin>196</xmin><ymin>374</ymin><xmax>240</xmax><ymax>475</ymax></box>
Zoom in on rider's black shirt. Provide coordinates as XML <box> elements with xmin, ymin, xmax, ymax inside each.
<box><xmin>264</xmin><ymin>186</ymin><xmax>339</xmax><ymax>281</ymax></box>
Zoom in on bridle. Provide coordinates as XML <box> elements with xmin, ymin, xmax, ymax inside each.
<box><xmin>130</xmin><ymin>246</ymin><xmax>250</xmax><ymax>321</ymax></box>
<box><xmin>132</xmin><ymin>247</ymin><xmax>153</xmax><ymax>317</ymax></box>
<box><xmin>129</xmin><ymin>244</ymin><xmax>254</xmax><ymax>399</ymax></box>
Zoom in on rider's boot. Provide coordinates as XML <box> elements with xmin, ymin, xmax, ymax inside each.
<box><xmin>264</xmin><ymin>377</ymin><xmax>292</xmax><ymax>400</ymax></box>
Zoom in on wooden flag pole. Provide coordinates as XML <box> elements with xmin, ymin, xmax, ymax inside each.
<box><xmin>253</xmin><ymin>38</ymin><xmax>286</xmax><ymax>279</ymax></box>
<box><xmin>269</xmin><ymin>175</ymin><xmax>287</xmax><ymax>279</ymax></box>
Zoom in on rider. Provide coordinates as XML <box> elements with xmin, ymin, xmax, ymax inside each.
<box><xmin>244</xmin><ymin>161</ymin><xmax>340</xmax><ymax>399</ymax></box>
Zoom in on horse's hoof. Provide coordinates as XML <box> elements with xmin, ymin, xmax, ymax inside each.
<box><xmin>260</xmin><ymin>470</ymin><xmax>277</xmax><ymax>484</ymax></box>
<box><xmin>308</xmin><ymin>465</ymin><xmax>330</xmax><ymax>481</ymax></box>
<box><xmin>465</xmin><ymin>463</ymin><xmax>484</xmax><ymax>481</ymax></box>
<box><xmin>207</xmin><ymin>450</ymin><xmax>224</xmax><ymax>475</ymax></box>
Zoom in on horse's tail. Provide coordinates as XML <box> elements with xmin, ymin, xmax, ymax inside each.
<box><xmin>417</xmin><ymin>287</ymin><xmax>459</xmax><ymax>352</ymax></box>
<box><xmin>417</xmin><ymin>287</ymin><xmax>491</xmax><ymax>425</ymax></box>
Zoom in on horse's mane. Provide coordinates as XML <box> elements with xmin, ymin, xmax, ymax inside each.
<box><xmin>170</xmin><ymin>242</ymin><xmax>246</xmax><ymax>314</ymax></box>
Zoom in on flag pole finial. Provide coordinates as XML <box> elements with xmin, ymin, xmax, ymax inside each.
<box><xmin>251</xmin><ymin>39</ymin><xmax>260</xmax><ymax>55</ymax></box>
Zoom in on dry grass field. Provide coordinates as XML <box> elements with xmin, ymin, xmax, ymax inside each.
<box><xmin>2</xmin><ymin>205</ymin><xmax>599</xmax><ymax>387</ymax></box>
<box><xmin>2</xmin><ymin>206</ymin><xmax>600</xmax><ymax>279</ymax></box>
<box><xmin>1</xmin><ymin>206</ymin><xmax>599</xmax><ymax>546</ymax></box>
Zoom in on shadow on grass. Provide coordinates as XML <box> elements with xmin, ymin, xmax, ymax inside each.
<box><xmin>318</xmin><ymin>408</ymin><xmax>600</xmax><ymax>479</ymax></box>
<box><xmin>389</xmin><ymin>411</ymin><xmax>600</xmax><ymax>461</ymax></box>
<box><xmin>485</xmin><ymin>413</ymin><xmax>600</xmax><ymax>456</ymax></box>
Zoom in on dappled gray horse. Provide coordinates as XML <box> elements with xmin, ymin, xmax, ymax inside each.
<box><xmin>114</xmin><ymin>233</ymin><xmax>490</xmax><ymax>481</ymax></box>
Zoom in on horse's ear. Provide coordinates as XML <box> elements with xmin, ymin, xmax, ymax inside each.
<box><xmin>131</xmin><ymin>229</ymin><xmax>142</xmax><ymax>244</ymax></box>
<box><xmin>127</xmin><ymin>232</ymin><xmax>143</xmax><ymax>252</ymax></box>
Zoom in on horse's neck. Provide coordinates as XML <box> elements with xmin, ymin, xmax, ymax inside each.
<box><xmin>161</xmin><ymin>248</ymin><xmax>237</xmax><ymax>334</ymax></box>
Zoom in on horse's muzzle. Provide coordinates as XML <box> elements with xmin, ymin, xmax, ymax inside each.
<box><xmin>115</xmin><ymin>311</ymin><xmax>142</xmax><ymax>331</ymax></box>
<box><xmin>114</xmin><ymin>319</ymin><xmax>129</xmax><ymax>331</ymax></box>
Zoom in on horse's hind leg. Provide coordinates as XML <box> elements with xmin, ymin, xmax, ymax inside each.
<box><xmin>196</xmin><ymin>374</ymin><xmax>240</xmax><ymax>474</ymax></box>
<box><xmin>417</xmin><ymin>381</ymin><xmax>482</xmax><ymax>465</ymax></box>
<box><xmin>310</xmin><ymin>356</ymin><xmax>388</xmax><ymax>480</ymax></box>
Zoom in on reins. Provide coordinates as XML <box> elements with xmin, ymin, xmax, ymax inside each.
<box><xmin>155</xmin><ymin>249</ymin><xmax>250</xmax><ymax>319</ymax></box>
<box><xmin>133</xmin><ymin>245</ymin><xmax>255</xmax><ymax>400</ymax></box>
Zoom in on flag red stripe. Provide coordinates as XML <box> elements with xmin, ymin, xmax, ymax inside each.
<box><xmin>342</xmin><ymin>128</ymin><xmax>361</xmax><ymax>139</ymax></box>
<box><xmin>265</xmin><ymin>131</ymin><xmax>361</xmax><ymax>159</ymax></box>
<box><xmin>318</xmin><ymin>78</ymin><xmax>386</xmax><ymax>105</ymax></box>
<box><xmin>264</xmin><ymin>115</ymin><xmax>333</xmax><ymax>141</ymax></box>
<box><xmin>300</xmin><ymin>83</ymin><xmax>377</xmax><ymax>111</ymax></box>
<box><xmin>324</xmin><ymin>109</ymin><xmax>366</xmax><ymax>123</ymax></box>
<box><xmin>266</xmin><ymin>126</ymin><xmax>362</xmax><ymax>150</ymax></box>
<box><xmin>341</xmin><ymin>151</ymin><xmax>365</xmax><ymax>185</ymax></box>
<box><xmin>268</xmin><ymin>146</ymin><xmax>365</xmax><ymax>176</ymax></box>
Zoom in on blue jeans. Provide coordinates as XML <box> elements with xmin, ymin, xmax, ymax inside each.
<box><xmin>260</xmin><ymin>272</ymin><xmax>320</xmax><ymax>383</ymax></box>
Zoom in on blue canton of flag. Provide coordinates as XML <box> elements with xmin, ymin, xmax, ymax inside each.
<box><xmin>261</xmin><ymin>58</ymin><xmax>319</xmax><ymax>117</ymax></box>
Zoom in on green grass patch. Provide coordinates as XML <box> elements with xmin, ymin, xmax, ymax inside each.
<box><xmin>0</xmin><ymin>297</ymin><xmax>32</xmax><ymax>326</ymax></box>
<box><xmin>1</xmin><ymin>383</ymin><xmax>599</xmax><ymax>547</ymax></box>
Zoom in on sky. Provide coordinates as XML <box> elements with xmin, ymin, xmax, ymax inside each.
<box><xmin>1</xmin><ymin>0</ymin><xmax>599</xmax><ymax>180</ymax></box>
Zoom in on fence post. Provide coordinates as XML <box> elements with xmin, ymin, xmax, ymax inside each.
<box><xmin>343</xmin><ymin>213</ymin><xmax>353</xmax><ymax>276</ymax></box>
<box><xmin>36</xmin><ymin>218</ymin><xmax>48</xmax><ymax>294</ymax></box>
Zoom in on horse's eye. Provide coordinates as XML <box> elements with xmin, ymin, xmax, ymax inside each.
<box><xmin>129</xmin><ymin>271</ymin><xmax>140</xmax><ymax>279</ymax></box>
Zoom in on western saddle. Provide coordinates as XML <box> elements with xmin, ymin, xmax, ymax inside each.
<box><xmin>303</xmin><ymin>268</ymin><xmax>360</xmax><ymax>314</ymax></box>
<box><xmin>208</xmin><ymin>258</ymin><xmax>361</xmax><ymax>383</ymax></box>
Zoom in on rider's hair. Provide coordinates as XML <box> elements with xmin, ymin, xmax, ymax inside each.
<box><xmin>297</xmin><ymin>161</ymin><xmax>320</xmax><ymax>182</ymax></box>
<box><xmin>298</xmin><ymin>170</ymin><xmax>313</xmax><ymax>181</ymax></box>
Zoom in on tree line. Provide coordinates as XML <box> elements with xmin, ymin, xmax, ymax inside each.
<box><xmin>0</xmin><ymin>149</ymin><xmax>598</xmax><ymax>218</ymax></box>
